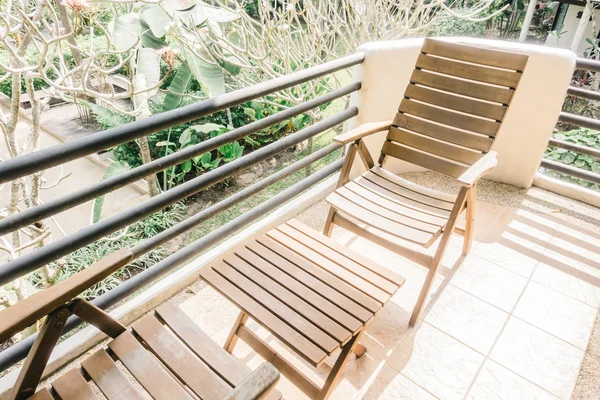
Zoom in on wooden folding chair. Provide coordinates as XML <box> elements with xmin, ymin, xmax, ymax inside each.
<box><xmin>0</xmin><ymin>249</ymin><xmax>281</xmax><ymax>400</ymax></box>
<box><xmin>323</xmin><ymin>38</ymin><xmax>529</xmax><ymax>327</ymax></box>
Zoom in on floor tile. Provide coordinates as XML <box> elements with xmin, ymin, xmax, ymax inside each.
<box><xmin>513</xmin><ymin>282</ymin><xmax>597</xmax><ymax>349</ymax></box>
<box><xmin>467</xmin><ymin>360</ymin><xmax>560</xmax><ymax>400</ymax></box>
<box><xmin>387</xmin><ymin>322</ymin><xmax>484</xmax><ymax>400</ymax></box>
<box><xmin>387</xmin><ymin>259</ymin><xmax>444</xmax><ymax>314</ymax></box>
<box><xmin>425</xmin><ymin>285</ymin><xmax>508</xmax><ymax>354</ymax></box>
<box><xmin>358</xmin><ymin>302</ymin><xmax>411</xmax><ymax>362</ymax></box>
<box><xmin>532</xmin><ymin>248</ymin><xmax>600</xmax><ymax>308</ymax></box>
<box><xmin>490</xmin><ymin>318</ymin><xmax>585</xmax><ymax>399</ymax></box>
<box><xmin>450</xmin><ymin>255</ymin><xmax>527</xmax><ymax>312</ymax></box>
<box><xmin>360</xmin><ymin>364</ymin><xmax>438</xmax><ymax>400</ymax></box>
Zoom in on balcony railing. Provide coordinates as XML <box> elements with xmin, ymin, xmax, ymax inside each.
<box><xmin>0</xmin><ymin>53</ymin><xmax>364</xmax><ymax>372</ymax></box>
<box><xmin>541</xmin><ymin>57</ymin><xmax>600</xmax><ymax>186</ymax></box>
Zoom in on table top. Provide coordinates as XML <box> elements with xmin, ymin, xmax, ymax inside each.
<box><xmin>200</xmin><ymin>219</ymin><xmax>405</xmax><ymax>367</ymax></box>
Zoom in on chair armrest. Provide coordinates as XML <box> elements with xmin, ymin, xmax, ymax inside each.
<box><xmin>457</xmin><ymin>151</ymin><xmax>498</xmax><ymax>187</ymax></box>
<box><xmin>332</xmin><ymin>120</ymin><xmax>393</xmax><ymax>145</ymax></box>
<box><xmin>223</xmin><ymin>362</ymin><xmax>280</xmax><ymax>400</ymax></box>
<box><xmin>0</xmin><ymin>249</ymin><xmax>133</xmax><ymax>343</ymax></box>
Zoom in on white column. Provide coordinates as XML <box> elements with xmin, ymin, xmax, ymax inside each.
<box><xmin>519</xmin><ymin>0</ymin><xmax>538</xmax><ymax>42</ymax></box>
<box><xmin>571</xmin><ymin>3</ymin><xmax>592</xmax><ymax>53</ymax></box>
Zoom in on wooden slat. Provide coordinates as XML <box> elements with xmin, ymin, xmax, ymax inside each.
<box><xmin>286</xmin><ymin>219</ymin><xmax>407</xmax><ymax>285</ymax></box>
<box><xmin>256</xmin><ymin>235</ymin><xmax>381</xmax><ymax>315</ymax></box>
<box><xmin>235</xmin><ymin>245</ymin><xmax>362</xmax><ymax>334</ymax></box>
<box><xmin>215</xmin><ymin>260</ymin><xmax>340</xmax><ymax>353</ymax></box>
<box><xmin>277</xmin><ymin>223</ymin><xmax>404</xmax><ymax>292</ymax></box>
<box><xmin>155</xmin><ymin>302</ymin><xmax>250</xmax><ymax>387</ymax></box>
<box><xmin>416</xmin><ymin>53</ymin><xmax>522</xmax><ymax>87</ymax></box>
<box><xmin>404</xmin><ymin>84</ymin><xmax>507</xmax><ymax>120</ymax></box>
<box><xmin>248</xmin><ymin>238</ymin><xmax>374</xmax><ymax>323</ymax></box>
<box><xmin>51</xmin><ymin>369</ymin><xmax>98</xmax><ymax>400</ymax></box>
<box><xmin>343</xmin><ymin>182</ymin><xmax>447</xmax><ymax>227</ymax></box>
<box><xmin>392</xmin><ymin>114</ymin><xmax>493</xmax><ymax>151</ymax></box>
<box><xmin>371</xmin><ymin>166</ymin><xmax>457</xmax><ymax>203</ymax></box>
<box><xmin>267</xmin><ymin>228</ymin><xmax>391</xmax><ymax>304</ymax></box>
<box><xmin>327</xmin><ymin>192</ymin><xmax>434</xmax><ymax>245</ymax></box>
<box><xmin>399</xmin><ymin>98</ymin><xmax>500</xmax><ymax>136</ymax></box>
<box><xmin>381</xmin><ymin>141</ymin><xmax>468</xmax><ymax>178</ymax></box>
<box><xmin>422</xmin><ymin>38</ymin><xmax>529</xmax><ymax>71</ymax></box>
<box><xmin>28</xmin><ymin>389</ymin><xmax>55</xmax><ymax>400</ymax></box>
<box><xmin>108</xmin><ymin>332</ymin><xmax>193</xmax><ymax>400</ymax></box>
<box><xmin>200</xmin><ymin>267</ymin><xmax>328</xmax><ymax>366</ymax></box>
<box><xmin>335</xmin><ymin>186</ymin><xmax>443</xmax><ymax>233</ymax></box>
<box><xmin>223</xmin><ymin>253</ymin><xmax>351</xmax><ymax>344</ymax></box>
<box><xmin>410</xmin><ymin>69</ymin><xmax>514</xmax><ymax>104</ymax></box>
<box><xmin>81</xmin><ymin>349</ymin><xmax>147</xmax><ymax>400</ymax></box>
<box><xmin>388</xmin><ymin>127</ymin><xmax>484</xmax><ymax>165</ymax></box>
<box><xmin>132</xmin><ymin>315</ymin><xmax>232</xmax><ymax>400</ymax></box>
<box><xmin>356</xmin><ymin>175</ymin><xmax>452</xmax><ymax>217</ymax></box>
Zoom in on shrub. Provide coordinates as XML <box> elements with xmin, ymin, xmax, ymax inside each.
<box><xmin>543</xmin><ymin>128</ymin><xmax>600</xmax><ymax>191</ymax></box>
<box><xmin>29</xmin><ymin>202</ymin><xmax>187</xmax><ymax>300</ymax></box>
<box><xmin>427</xmin><ymin>10</ymin><xmax>487</xmax><ymax>37</ymax></box>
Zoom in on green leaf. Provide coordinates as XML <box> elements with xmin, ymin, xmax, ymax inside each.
<box><xmin>592</xmin><ymin>162</ymin><xmax>600</xmax><ymax>173</ymax></box>
<box><xmin>182</xmin><ymin>45</ymin><xmax>225</xmax><ymax>97</ymax></box>
<box><xmin>560</xmin><ymin>152</ymin><xmax>576</xmax><ymax>164</ymax></box>
<box><xmin>113</xmin><ymin>13</ymin><xmax>140</xmax><ymax>50</ymax></box>
<box><xmin>189</xmin><ymin>123</ymin><xmax>225</xmax><ymax>134</ymax></box>
<box><xmin>244</xmin><ymin>136</ymin><xmax>261</xmax><ymax>148</ymax></box>
<box><xmin>137</xmin><ymin>48</ymin><xmax>160</xmax><ymax>95</ymax></box>
<box><xmin>574</xmin><ymin>159</ymin><xmax>586</xmax><ymax>168</ymax></box>
<box><xmin>93</xmin><ymin>162</ymin><xmax>130</xmax><ymax>223</ymax></box>
<box><xmin>163</xmin><ymin>63</ymin><xmax>193</xmax><ymax>111</ymax></box>
<box><xmin>140</xmin><ymin>20</ymin><xmax>167</xmax><ymax>49</ymax></box>
<box><xmin>141</xmin><ymin>4</ymin><xmax>173</xmax><ymax>38</ymax></box>
<box><xmin>243</xmin><ymin>107</ymin><xmax>256</xmax><ymax>120</ymax></box>
<box><xmin>181</xmin><ymin>160</ymin><xmax>192</xmax><ymax>173</ymax></box>
<box><xmin>179</xmin><ymin>128</ymin><xmax>194</xmax><ymax>146</ymax></box>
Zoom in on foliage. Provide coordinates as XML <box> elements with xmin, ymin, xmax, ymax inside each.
<box><xmin>426</xmin><ymin>9</ymin><xmax>488</xmax><ymax>37</ymax></box>
<box><xmin>29</xmin><ymin>203</ymin><xmax>187</xmax><ymax>300</ymax></box>
<box><xmin>112</xmin><ymin>95</ymin><xmax>312</xmax><ymax>189</ymax></box>
<box><xmin>543</xmin><ymin>128</ymin><xmax>600</xmax><ymax>191</ymax></box>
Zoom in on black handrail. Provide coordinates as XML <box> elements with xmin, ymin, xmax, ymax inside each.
<box><xmin>0</xmin><ymin>53</ymin><xmax>364</xmax><ymax>185</ymax></box>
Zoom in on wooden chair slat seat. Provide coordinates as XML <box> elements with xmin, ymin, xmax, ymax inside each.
<box><xmin>80</xmin><ymin>349</ymin><xmax>147</xmax><ymax>400</ymax></box>
<box><xmin>325</xmin><ymin>38</ymin><xmax>528</xmax><ymax>328</ymax></box>
<box><xmin>199</xmin><ymin>220</ymin><xmax>405</xmax><ymax>399</ymax></box>
<box><xmin>131</xmin><ymin>315</ymin><xmax>232</xmax><ymax>400</ymax></box>
<box><xmin>51</xmin><ymin>369</ymin><xmax>99</xmax><ymax>400</ymax></box>
<box><xmin>12</xmin><ymin>298</ymin><xmax>281</xmax><ymax>400</ymax></box>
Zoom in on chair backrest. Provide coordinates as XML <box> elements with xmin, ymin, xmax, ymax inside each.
<box><xmin>380</xmin><ymin>38</ymin><xmax>529</xmax><ymax>177</ymax></box>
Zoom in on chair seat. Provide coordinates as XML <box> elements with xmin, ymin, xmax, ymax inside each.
<box><xmin>326</xmin><ymin>166</ymin><xmax>459</xmax><ymax>247</ymax></box>
<box><xmin>41</xmin><ymin>302</ymin><xmax>281</xmax><ymax>400</ymax></box>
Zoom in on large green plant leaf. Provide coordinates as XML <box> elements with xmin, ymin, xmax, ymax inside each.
<box><xmin>140</xmin><ymin>20</ymin><xmax>167</xmax><ymax>49</ymax></box>
<box><xmin>133</xmin><ymin>74</ymin><xmax>151</xmax><ymax>118</ymax></box>
<box><xmin>183</xmin><ymin>46</ymin><xmax>225</xmax><ymax>96</ymax></box>
<box><xmin>137</xmin><ymin>48</ymin><xmax>160</xmax><ymax>96</ymax></box>
<box><xmin>92</xmin><ymin>162</ymin><xmax>130</xmax><ymax>223</ymax></box>
<box><xmin>141</xmin><ymin>4</ymin><xmax>173</xmax><ymax>38</ymax></box>
<box><xmin>163</xmin><ymin>63</ymin><xmax>193</xmax><ymax>111</ymax></box>
<box><xmin>113</xmin><ymin>13</ymin><xmax>140</xmax><ymax>50</ymax></box>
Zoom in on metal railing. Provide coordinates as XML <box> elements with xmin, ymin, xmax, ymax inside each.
<box><xmin>0</xmin><ymin>53</ymin><xmax>364</xmax><ymax>372</ymax></box>
<box><xmin>540</xmin><ymin>58</ymin><xmax>600</xmax><ymax>186</ymax></box>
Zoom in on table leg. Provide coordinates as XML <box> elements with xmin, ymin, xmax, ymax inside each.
<box><xmin>317</xmin><ymin>323</ymin><xmax>369</xmax><ymax>400</ymax></box>
<box><xmin>353</xmin><ymin>343</ymin><xmax>367</xmax><ymax>358</ymax></box>
<box><xmin>224</xmin><ymin>311</ymin><xmax>248</xmax><ymax>354</ymax></box>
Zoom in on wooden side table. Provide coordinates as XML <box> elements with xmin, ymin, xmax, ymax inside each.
<box><xmin>200</xmin><ymin>219</ymin><xmax>405</xmax><ymax>400</ymax></box>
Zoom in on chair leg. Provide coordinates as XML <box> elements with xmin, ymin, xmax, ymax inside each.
<box><xmin>409</xmin><ymin>186</ymin><xmax>470</xmax><ymax>327</ymax></box>
<box><xmin>353</xmin><ymin>343</ymin><xmax>367</xmax><ymax>358</ymax></box>
<box><xmin>323</xmin><ymin>208</ymin><xmax>336</xmax><ymax>237</ymax></box>
<box><xmin>317</xmin><ymin>324</ymin><xmax>369</xmax><ymax>400</ymax></box>
<box><xmin>462</xmin><ymin>185</ymin><xmax>477</xmax><ymax>256</ymax></box>
<box><xmin>224</xmin><ymin>311</ymin><xmax>248</xmax><ymax>354</ymax></box>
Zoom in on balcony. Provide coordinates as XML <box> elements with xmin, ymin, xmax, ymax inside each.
<box><xmin>1</xmin><ymin>37</ymin><xmax>600</xmax><ymax>400</ymax></box>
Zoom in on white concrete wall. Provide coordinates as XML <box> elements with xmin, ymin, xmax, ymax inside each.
<box><xmin>348</xmin><ymin>37</ymin><xmax>576</xmax><ymax>188</ymax></box>
<box><xmin>545</xmin><ymin>5</ymin><xmax>600</xmax><ymax>56</ymax></box>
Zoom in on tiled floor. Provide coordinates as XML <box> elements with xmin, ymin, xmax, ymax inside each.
<box><xmin>178</xmin><ymin>198</ymin><xmax>600</xmax><ymax>400</ymax></box>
